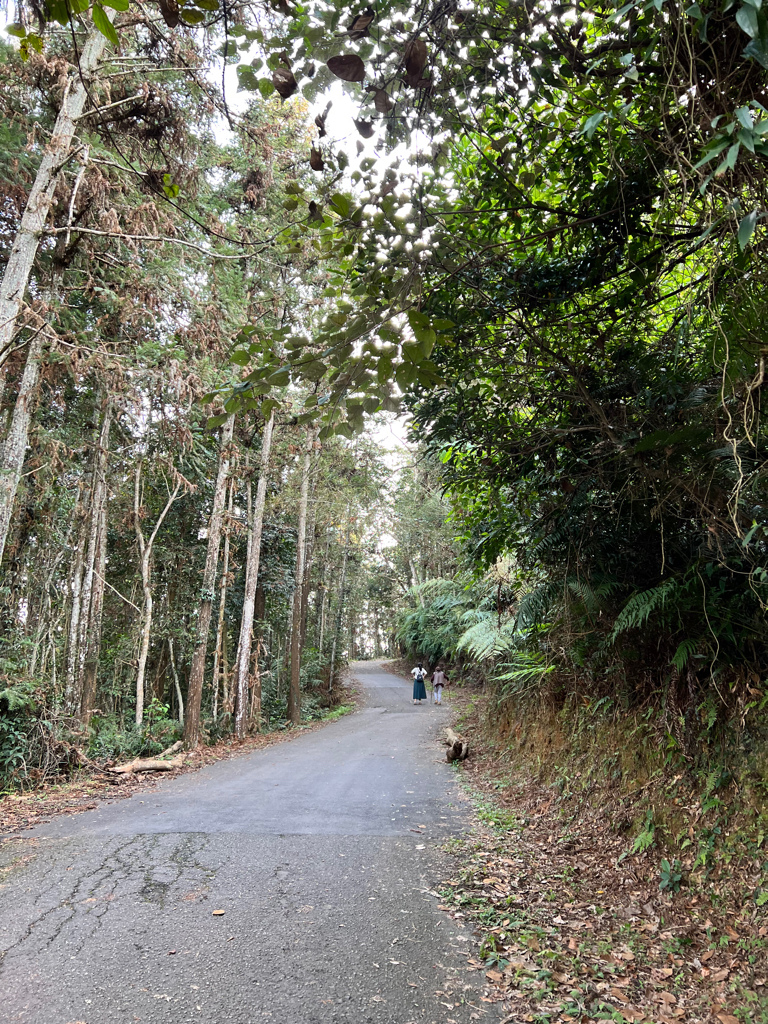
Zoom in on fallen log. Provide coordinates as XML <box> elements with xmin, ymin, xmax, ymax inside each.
<box><xmin>444</xmin><ymin>727</ymin><xmax>469</xmax><ymax>763</ymax></box>
<box><xmin>108</xmin><ymin>740</ymin><xmax>185</xmax><ymax>775</ymax></box>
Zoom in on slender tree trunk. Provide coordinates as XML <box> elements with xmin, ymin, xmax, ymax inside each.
<box><xmin>318</xmin><ymin>585</ymin><xmax>327</xmax><ymax>656</ymax></box>
<box><xmin>329</xmin><ymin>523</ymin><xmax>351</xmax><ymax>696</ymax></box>
<box><xmin>80</xmin><ymin>492</ymin><xmax>108</xmax><ymax>723</ymax></box>
<box><xmin>233</xmin><ymin>411</ymin><xmax>274</xmax><ymax>740</ymax></box>
<box><xmin>63</xmin><ymin>487</ymin><xmax>88</xmax><ymax>714</ymax></box>
<box><xmin>287</xmin><ymin>427</ymin><xmax>317</xmax><ymax>725</ymax></box>
<box><xmin>0</xmin><ymin>20</ymin><xmax>113</xmax><ymax>564</ymax></box>
<box><xmin>184</xmin><ymin>415</ymin><xmax>234</xmax><ymax>748</ymax></box>
<box><xmin>168</xmin><ymin>638</ymin><xmax>184</xmax><ymax>725</ymax></box>
<box><xmin>77</xmin><ymin>399</ymin><xmax>112</xmax><ymax>721</ymax></box>
<box><xmin>211</xmin><ymin>477</ymin><xmax>233</xmax><ymax>722</ymax></box>
<box><xmin>134</xmin><ymin>464</ymin><xmax>182</xmax><ymax>726</ymax></box>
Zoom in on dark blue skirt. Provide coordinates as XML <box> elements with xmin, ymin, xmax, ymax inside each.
<box><xmin>413</xmin><ymin>678</ymin><xmax>427</xmax><ymax>700</ymax></box>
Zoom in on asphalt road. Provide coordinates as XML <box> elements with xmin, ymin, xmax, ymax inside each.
<box><xmin>0</xmin><ymin>662</ymin><xmax>506</xmax><ymax>1024</ymax></box>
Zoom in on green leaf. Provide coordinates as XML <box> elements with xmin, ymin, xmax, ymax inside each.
<box><xmin>101</xmin><ymin>0</ymin><xmax>129</xmax><ymax>10</ymax></box>
<box><xmin>258</xmin><ymin>78</ymin><xmax>276</xmax><ymax>98</ymax></box>
<box><xmin>582</xmin><ymin>111</ymin><xmax>606</xmax><ymax>139</ymax></box>
<box><xmin>260</xmin><ymin>398</ymin><xmax>280</xmax><ymax>419</ymax></box>
<box><xmin>715</xmin><ymin>142</ymin><xmax>741</xmax><ymax>174</ymax></box>
<box><xmin>396</xmin><ymin>361</ymin><xmax>417</xmax><ymax>389</ymax></box>
<box><xmin>267</xmin><ymin>366</ymin><xmax>290</xmax><ymax>387</ymax></box>
<box><xmin>206</xmin><ymin>414</ymin><xmax>230</xmax><ymax>430</ymax></box>
<box><xmin>298</xmin><ymin>359</ymin><xmax>327</xmax><ymax>381</ymax></box>
<box><xmin>692</xmin><ymin>139</ymin><xmax>729</xmax><ymax>169</ymax></box>
<box><xmin>736</xmin><ymin>3</ymin><xmax>760</xmax><ymax>36</ymax></box>
<box><xmin>92</xmin><ymin>3</ymin><xmax>118</xmax><ymax>45</ymax></box>
<box><xmin>735</xmin><ymin>105</ymin><xmax>754</xmax><ymax>129</ymax></box>
<box><xmin>6</xmin><ymin>22</ymin><xmax>27</xmax><ymax>37</ymax></box>
<box><xmin>230</xmin><ymin>349</ymin><xmax>250</xmax><ymax>366</ymax></box>
<box><xmin>199</xmin><ymin>392</ymin><xmax>218</xmax><ymax>405</ymax></box>
<box><xmin>181</xmin><ymin>8</ymin><xmax>206</xmax><ymax>23</ymax></box>
<box><xmin>738</xmin><ymin>209</ymin><xmax>758</xmax><ymax>249</ymax></box>
<box><xmin>237</xmin><ymin>65</ymin><xmax>259</xmax><ymax>91</ymax></box>
<box><xmin>329</xmin><ymin>193</ymin><xmax>351</xmax><ymax>217</ymax></box>
<box><xmin>744</xmin><ymin>37</ymin><xmax>768</xmax><ymax>67</ymax></box>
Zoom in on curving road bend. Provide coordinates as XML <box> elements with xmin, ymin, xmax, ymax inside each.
<box><xmin>0</xmin><ymin>661</ymin><xmax>505</xmax><ymax>1024</ymax></box>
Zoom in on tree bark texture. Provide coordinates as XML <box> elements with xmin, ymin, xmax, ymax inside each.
<box><xmin>77</xmin><ymin>399</ymin><xmax>112</xmax><ymax>720</ymax></box>
<box><xmin>184</xmin><ymin>415</ymin><xmax>234</xmax><ymax>748</ymax></box>
<box><xmin>329</xmin><ymin>523</ymin><xmax>351</xmax><ymax>696</ymax></box>
<box><xmin>287</xmin><ymin>427</ymin><xmax>317</xmax><ymax>726</ymax></box>
<box><xmin>233</xmin><ymin>411</ymin><xmax>274</xmax><ymax>740</ymax></box>
<box><xmin>211</xmin><ymin>476</ymin><xmax>234</xmax><ymax>722</ymax></box>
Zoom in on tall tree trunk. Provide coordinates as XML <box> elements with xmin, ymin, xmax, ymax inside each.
<box><xmin>168</xmin><ymin>638</ymin><xmax>184</xmax><ymax>726</ymax></box>
<box><xmin>233</xmin><ymin>411</ymin><xmax>275</xmax><ymax>740</ymax></box>
<box><xmin>80</xmin><ymin>490</ymin><xmax>108</xmax><ymax>724</ymax></box>
<box><xmin>287</xmin><ymin>427</ymin><xmax>317</xmax><ymax>726</ymax></box>
<box><xmin>211</xmin><ymin>476</ymin><xmax>234</xmax><ymax>722</ymax></box>
<box><xmin>329</xmin><ymin>523</ymin><xmax>351</xmax><ymax>696</ymax></box>
<box><xmin>77</xmin><ymin>399</ymin><xmax>112</xmax><ymax>721</ymax></box>
<box><xmin>134</xmin><ymin>464</ymin><xmax>182</xmax><ymax>726</ymax></box>
<box><xmin>184</xmin><ymin>415</ymin><xmax>234</xmax><ymax>748</ymax></box>
<box><xmin>0</xmin><ymin>20</ymin><xmax>112</xmax><ymax>564</ymax></box>
<box><xmin>63</xmin><ymin>485</ymin><xmax>88</xmax><ymax>715</ymax></box>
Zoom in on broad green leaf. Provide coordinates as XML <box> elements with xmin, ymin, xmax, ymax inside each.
<box><xmin>582</xmin><ymin>111</ymin><xmax>606</xmax><ymax>139</ymax></box>
<box><xmin>396</xmin><ymin>361</ymin><xmax>417</xmax><ymax>389</ymax></box>
<box><xmin>299</xmin><ymin>359</ymin><xmax>327</xmax><ymax>381</ymax></box>
<box><xmin>715</xmin><ymin>142</ymin><xmax>740</xmax><ymax>174</ymax></box>
<box><xmin>230</xmin><ymin>349</ymin><xmax>250</xmax><ymax>366</ymax></box>
<box><xmin>736</xmin><ymin>3</ymin><xmax>760</xmax><ymax>36</ymax></box>
<box><xmin>101</xmin><ymin>0</ymin><xmax>129</xmax><ymax>10</ymax></box>
<box><xmin>267</xmin><ymin>367</ymin><xmax>290</xmax><ymax>386</ymax></box>
<box><xmin>92</xmin><ymin>4</ymin><xmax>119</xmax><ymax>46</ymax></box>
<box><xmin>6</xmin><ymin>22</ymin><xmax>27</xmax><ymax>37</ymax></box>
<box><xmin>206</xmin><ymin>414</ymin><xmax>230</xmax><ymax>430</ymax></box>
<box><xmin>738</xmin><ymin>209</ymin><xmax>758</xmax><ymax>249</ymax></box>
<box><xmin>329</xmin><ymin>193</ymin><xmax>351</xmax><ymax>217</ymax></box>
<box><xmin>735</xmin><ymin>105</ymin><xmax>754</xmax><ymax>129</ymax></box>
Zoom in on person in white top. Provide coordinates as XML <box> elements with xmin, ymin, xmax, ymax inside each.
<box><xmin>411</xmin><ymin>662</ymin><xmax>427</xmax><ymax>704</ymax></box>
<box><xmin>431</xmin><ymin>666</ymin><xmax>447</xmax><ymax>704</ymax></box>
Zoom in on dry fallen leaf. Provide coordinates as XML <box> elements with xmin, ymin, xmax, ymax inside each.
<box><xmin>212</xmin><ymin>909</ymin><xmax>226</xmax><ymax>916</ymax></box>
<box><xmin>272</xmin><ymin>67</ymin><xmax>298</xmax><ymax>99</ymax></box>
<box><xmin>354</xmin><ymin>119</ymin><xmax>375</xmax><ymax>139</ymax></box>
<box><xmin>327</xmin><ymin>54</ymin><xmax>366</xmax><ymax>83</ymax></box>
<box><xmin>716</xmin><ymin>1015</ymin><xmax>740</xmax><ymax>1024</ymax></box>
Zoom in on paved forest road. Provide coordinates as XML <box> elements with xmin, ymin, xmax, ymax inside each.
<box><xmin>0</xmin><ymin>662</ymin><xmax>506</xmax><ymax>1024</ymax></box>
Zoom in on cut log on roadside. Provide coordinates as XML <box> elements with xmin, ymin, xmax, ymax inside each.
<box><xmin>444</xmin><ymin>727</ymin><xmax>469</xmax><ymax>762</ymax></box>
<box><xmin>108</xmin><ymin>741</ymin><xmax>186</xmax><ymax>775</ymax></box>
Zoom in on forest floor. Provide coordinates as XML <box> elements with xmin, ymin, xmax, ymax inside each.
<box><xmin>440</xmin><ymin>690</ymin><xmax>765</xmax><ymax>1024</ymax></box>
<box><xmin>0</xmin><ymin>686</ymin><xmax>360</xmax><ymax>839</ymax></box>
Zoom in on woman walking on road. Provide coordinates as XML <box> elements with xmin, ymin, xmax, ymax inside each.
<box><xmin>431</xmin><ymin>665</ymin><xmax>447</xmax><ymax>704</ymax></box>
<box><xmin>411</xmin><ymin>662</ymin><xmax>427</xmax><ymax>704</ymax></box>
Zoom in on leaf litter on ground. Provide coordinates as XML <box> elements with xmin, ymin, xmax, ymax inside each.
<box><xmin>436</xmin><ymin>698</ymin><xmax>767</xmax><ymax>1024</ymax></box>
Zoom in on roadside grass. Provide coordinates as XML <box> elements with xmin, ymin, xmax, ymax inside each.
<box><xmin>320</xmin><ymin>703</ymin><xmax>355</xmax><ymax>723</ymax></box>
